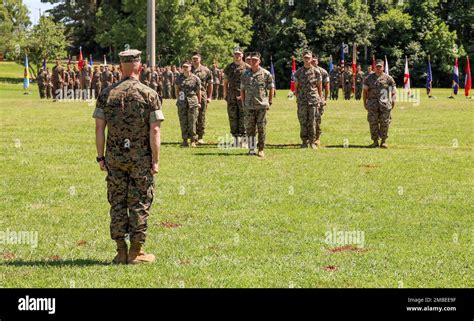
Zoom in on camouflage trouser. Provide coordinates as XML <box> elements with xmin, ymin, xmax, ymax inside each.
<box><xmin>297</xmin><ymin>101</ymin><xmax>317</xmax><ymax>143</ymax></box>
<box><xmin>92</xmin><ymin>82</ymin><xmax>102</xmax><ymax>99</ymax></box>
<box><xmin>163</xmin><ymin>85</ymin><xmax>172</xmax><ymax>99</ymax></box>
<box><xmin>106</xmin><ymin>160</ymin><xmax>154</xmax><ymax>244</ymax></box>
<box><xmin>46</xmin><ymin>85</ymin><xmax>53</xmax><ymax>99</ymax></box>
<box><xmin>82</xmin><ymin>80</ymin><xmax>91</xmax><ymax>99</ymax></box>
<box><xmin>177</xmin><ymin>101</ymin><xmax>199</xmax><ymax>140</ymax></box>
<box><xmin>244</xmin><ymin>108</ymin><xmax>267</xmax><ymax>149</ymax></box>
<box><xmin>218</xmin><ymin>84</ymin><xmax>224</xmax><ymax>99</ymax></box>
<box><xmin>212</xmin><ymin>84</ymin><xmax>219</xmax><ymax>100</ymax></box>
<box><xmin>197</xmin><ymin>92</ymin><xmax>208</xmax><ymax>139</ymax></box>
<box><xmin>367</xmin><ymin>101</ymin><xmax>392</xmax><ymax>140</ymax></box>
<box><xmin>150</xmin><ymin>82</ymin><xmax>158</xmax><ymax>92</ymax></box>
<box><xmin>315</xmin><ymin>102</ymin><xmax>325</xmax><ymax>140</ymax></box>
<box><xmin>344</xmin><ymin>84</ymin><xmax>351</xmax><ymax>100</ymax></box>
<box><xmin>355</xmin><ymin>85</ymin><xmax>362</xmax><ymax>100</ymax></box>
<box><xmin>227</xmin><ymin>93</ymin><xmax>246</xmax><ymax>137</ymax></box>
<box><xmin>52</xmin><ymin>82</ymin><xmax>63</xmax><ymax>99</ymax></box>
<box><xmin>38</xmin><ymin>84</ymin><xmax>45</xmax><ymax>99</ymax></box>
<box><xmin>330</xmin><ymin>83</ymin><xmax>338</xmax><ymax>100</ymax></box>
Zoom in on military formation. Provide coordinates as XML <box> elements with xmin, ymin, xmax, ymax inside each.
<box><xmin>87</xmin><ymin>48</ymin><xmax>395</xmax><ymax>264</ymax></box>
<box><xmin>37</xmin><ymin>59</ymin><xmax>122</xmax><ymax>100</ymax></box>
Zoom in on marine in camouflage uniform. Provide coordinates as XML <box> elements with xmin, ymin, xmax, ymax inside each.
<box><xmin>191</xmin><ymin>53</ymin><xmax>213</xmax><ymax>144</ymax></box>
<box><xmin>45</xmin><ymin>68</ymin><xmax>53</xmax><ymax>99</ymax></box>
<box><xmin>73</xmin><ymin>65</ymin><xmax>81</xmax><ymax>98</ymax></box>
<box><xmin>294</xmin><ymin>51</ymin><xmax>322</xmax><ymax>149</ymax></box>
<box><xmin>218</xmin><ymin>69</ymin><xmax>224</xmax><ymax>100</ymax></box>
<box><xmin>175</xmin><ymin>61</ymin><xmax>201</xmax><ymax>147</ymax></box>
<box><xmin>93</xmin><ymin>49</ymin><xmax>164</xmax><ymax>265</ymax></box>
<box><xmin>330</xmin><ymin>65</ymin><xmax>340</xmax><ymax>100</ymax></box>
<box><xmin>101</xmin><ymin>65</ymin><xmax>114</xmax><ymax>91</ymax></box>
<box><xmin>240</xmin><ymin>52</ymin><xmax>274</xmax><ymax>158</ymax></box>
<box><xmin>343</xmin><ymin>65</ymin><xmax>352</xmax><ymax>100</ymax></box>
<box><xmin>92</xmin><ymin>66</ymin><xmax>102</xmax><ymax>98</ymax></box>
<box><xmin>312</xmin><ymin>55</ymin><xmax>329</xmax><ymax>145</ymax></box>
<box><xmin>223</xmin><ymin>48</ymin><xmax>250</xmax><ymax>146</ymax></box>
<box><xmin>37</xmin><ymin>67</ymin><xmax>47</xmax><ymax>99</ymax></box>
<box><xmin>52</xmin><ymin>60</ymin><xmax>65</xmax><ymax>100</ymax></box>
<box><xmin>211</xmin><ymin>63</ymin><xmax>221</xmax><ymax>100</ymax></box>
<box><xmin>363</xmin><ymin>59</ymin><xmax>397</xmax><ymax>148</ymax></box>
<box><xmin>171</xmin><ymin>66</ymin><xmax>179</xmax><ymax>99</ymax></box>
<box><xmin>140</xmin><ymin>64</ymin><xmax>150</xmax><ymax>87</ymax></box>
<box><xmin>162</xmin><ymin>66</ymin><xmax>173</xmax><ymax>99</ymax></box>
<box><xmin>80</xmin><ymin>60</ymin><xmax>92</xmax><ymax>99</ymax></box>
<box><xmin>355</xmin><ymin>65</ymin><xmax>365</xmax><ymax>100</ymax></box>
<box><xmin>112</xmin><ymin>65</ymin><xmax>121</xmax><ymax>83</ymax></box>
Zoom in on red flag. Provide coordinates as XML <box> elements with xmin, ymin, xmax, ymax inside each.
<box><xmin>78</xmin><ymin>46</ymin><xmax>84</xmax><ymax>70</ymax></box>
<box><xmin>290</xmin><ymin>56</ymin><xmax>296</xmax><ymax>93</ymax></box>
<box><xmin>465</xmin><ymin>55</ymin><xmax>471</xmax><ymax>97</ymax></box>
<box><xmin>352</xmin><ymin>43</ymin><xmax>357</xmax><ymax>93</ymax></box>
<box><xmin>371</xmin><ymin>55</ymin><xmax>375</xmax><ymax>71</ymax></box>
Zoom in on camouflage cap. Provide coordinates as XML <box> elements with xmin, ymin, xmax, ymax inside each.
<box><xmin>250</xmin><ymin>52</ymin><xmax>261</xmax><ymax>59</ymax></box>
<box><xmin>303</xmin><ymin>50</ymin><xmax>312</xmax><ymax>58</ymax></box>
<box><xmin>233</xmin><ymin>47</ymin><xmax>243</xmax><ymax>55</ymax></box>
<box><xmin>118</xmin><ymin>49</ymin><xmax>141</xmax><ymax>63</ymax></box>
<box><xmin>375</xmin><ymin>59</ymin><xmax>384</xmax><ymax>66</ymax></box>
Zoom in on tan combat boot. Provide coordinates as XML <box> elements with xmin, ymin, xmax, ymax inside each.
<box><xmin>257</xmin><ymin>149</ymin><xmax>265</xmax><ymax>158</ymax></box>
<box><xmin>112</xmin><ymin>240</ymin><xmax>128</xmax><ymax>265</ymax></box>
<box><xmin>127</xmin><ymin>242</ymin><xmax>155</xmax><ymax>264</ymax></box>
<box><xmin>380</xmin><ymin>140</ymin><xmax>388</xmax><ymax>149</ymax></box>
<box><xmin>314</xmin><ymin>139</ymin><xmax>321</xmax><ymax>147</ymax></box>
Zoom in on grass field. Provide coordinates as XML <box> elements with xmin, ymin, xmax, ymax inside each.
<box><xmin>1</xmin><ymin>61</ymin><xmax>473</xmax><ymax>288</ymax></box>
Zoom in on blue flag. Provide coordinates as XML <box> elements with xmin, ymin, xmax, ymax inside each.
<box><xmin>426</xmin><ymin>57</ymin><xmax>432</xmax><ymax>95</ymax></box>
<box><xmin>23</xmin><ymin>55</ymin><xmax>29</xmax><ymax>90</ymax></box>
<box><xmin>89</xmin><ymin>54</ymin><xmax>93</xmax><ymax>66</ymax></box>
<box><xmin>329</xmin><ymin>55</ymin><xmax>333</xmax><ymax>73</ymax></box>
<box><xmin>270</xmin><ymin>56</ymin><xmax>276</xmax><ymax>88</ymax></box>
<box><xmin>453</xmin><ymin>57</ymin><xmax>459</xmax><ymax>95</ymax></box>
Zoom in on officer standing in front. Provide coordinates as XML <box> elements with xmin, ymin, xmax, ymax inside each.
<box><xmin>93</xmin><ymin>49</ymin><xmax>165</xmax><ymax>264</ymax></box>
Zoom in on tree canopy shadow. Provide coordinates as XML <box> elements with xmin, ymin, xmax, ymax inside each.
<box><xmin>0</xmin><ymin>259</ymin><xmax>110</xmax><ymax>267</ymax></box>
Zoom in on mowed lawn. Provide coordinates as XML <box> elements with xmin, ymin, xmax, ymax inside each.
<box><xmin>0</xmin><ymin>61</ymin><xmax>473</xmax><ymax>288</ymax></box>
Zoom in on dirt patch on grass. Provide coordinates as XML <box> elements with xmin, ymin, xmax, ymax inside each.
<box><xmin>328</xmin><ymin>245</ymin><xmax>368</xmax><ymax>253</ymax></box>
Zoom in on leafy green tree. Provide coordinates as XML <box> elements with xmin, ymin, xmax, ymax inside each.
<box><xmin>0</xmin><ymin>0</ymin><xmax>31</xmax><ymax>60</ymax></box>
<box><xmin>27</xmin><ymin>16</ymin><xmax>68</xmax><ymax>77</ymax></box>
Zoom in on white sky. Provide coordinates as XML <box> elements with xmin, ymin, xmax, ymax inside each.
<box><xmin>23</xmin><ymin>0</ymin><xmax>57</xmax><ymax>25</ymax></box>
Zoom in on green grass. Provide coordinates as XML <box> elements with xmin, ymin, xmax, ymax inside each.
<box><xmin>0</xmin><ymin>61</ymin><xmax>473</xmax><ymax>288</ymax></box>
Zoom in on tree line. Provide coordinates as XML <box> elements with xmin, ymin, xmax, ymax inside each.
<box><xmin>1</xmin><ymin>0</ymin><xmax>472</xmax><ymax>87</ymax></box>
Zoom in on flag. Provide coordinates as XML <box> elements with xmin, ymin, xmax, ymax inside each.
<box><xmin>78</xmin><ymin>46</ymin><xmax>84</xmax><ymax>70</ymax></box>
<box><xmin>103</xmin><ymin>54</ymin><xmax>107</xmax><ymax>66</ymax></box>
<box><xmin>42</xmin><ymin>58</ymin><xmax>46</xmax><ymax>70</ymax></box>
<box><xmin>371</xmin><ymin>55</ymin><xmax>375</xmax><ymax>71</ymax></box>
<box><xmin>465</xmin><ymin>55</ymin><xmax>471</xmax><ymax>97</ymax></box>
<box><xmin>290</xmin><ymin>56</ymin><xmax>296</xmax><ymax>93</ymax></box>
<box><xmin>270</xmin><ymin>55</ymin><xmax>276</xmax><ymax>89</ymax></box>
<box><xmin>426</xmin><ymin>56</ymin><xmax>432</xmax><ymax>96</ymax></box>
<box><xmin>23</xmin><ymin>54</ymin><xmax>29</xmax><ymax>90</ymax></box>
<box><xmin>403</xmin><ymin>56</ymin><xmax>411</xmax><ymax>96</ymax></box>
<box><xmin>341</xmin><ymin>42</ymin><xmax>345</xmax><ymax>86</ymax></box>
<box><xmin>329</xmin><ymin>55</ymin><xmax>333</xmax><ymax>74</ymax></box>
<box><xmin>89</xmin><ymin>54</ymin><xmax>93</xmax><ymax>67</ymax></box>
<box><xmin>352</xmin><ymin>43</ymin><xmax>357</xmax><ymax>93</ymax></box>
<box><xmin>385</xmin><ymin>55</ymin><xmax>389</xmax><ymax>76</ymax></box>
<box><xmin>452</xmin><ymin>57</ymin><xmax>459</xmax><ymax>95</ymax></box>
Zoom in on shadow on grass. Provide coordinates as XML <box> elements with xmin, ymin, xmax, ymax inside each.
<box><xmin>325</xmin><ymin>144</ymin><xmax>370</xmax><ymax>149</ymax></box>
<box><xmin>0</xmin><ymin>77</ymin><xmax>25</xmax><ymax>84</ymax></box>
<box><xmin>1</xmin><ymin>259</ymin><xmax>110</xmax><ymax>267</ymax></box>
